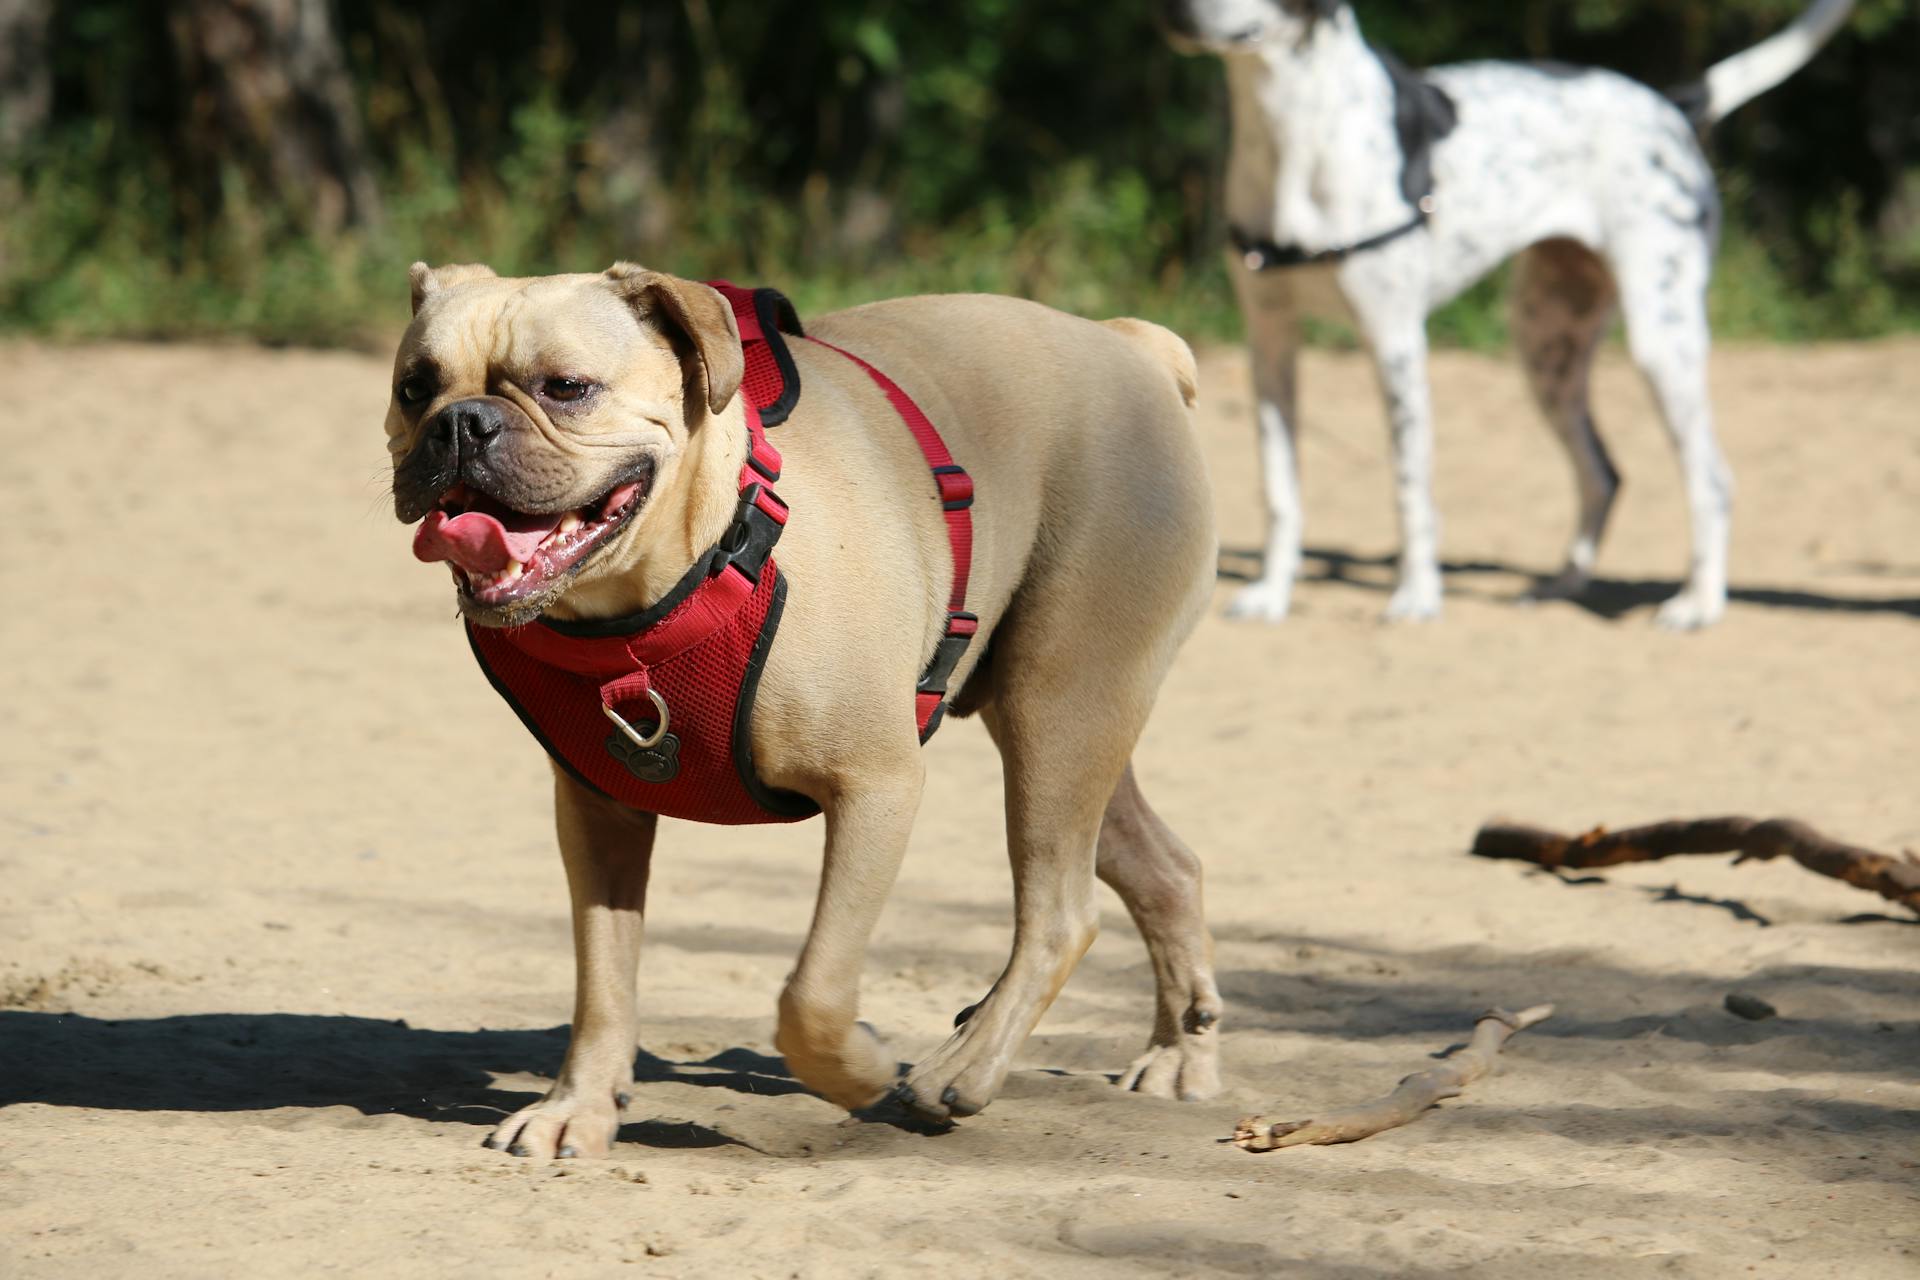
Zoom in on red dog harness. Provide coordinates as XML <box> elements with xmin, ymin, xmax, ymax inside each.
<box><xmin>466</xmin><ymin>284</ymin><xmax>978</xmax><ymax>823</ymax></box>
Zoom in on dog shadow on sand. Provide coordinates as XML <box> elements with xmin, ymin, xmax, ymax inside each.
<box><xmin>5</xmin><ymin>900</ymin><xmax>1915</xmax><ymax>1170</ymax></box>
<box><xmin>1218</xmin><ymin>546</ymin><xmax>1920</xmax><ymax>619</ymax></box>
<box><xmin>0</xmin><ymin>1012</ymin><xmax>814</xmax><ymax>1149</ymax></box>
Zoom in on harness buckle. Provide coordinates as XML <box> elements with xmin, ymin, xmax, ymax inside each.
<box><xmin>916</xmin><ymin>611</ymin><xmax>980</xmax><ymax>696</ymax></box>
<box><xmin>711</xmin><ymin>482</ymin><xmax>789</xmax><ymax>583</ymax></box>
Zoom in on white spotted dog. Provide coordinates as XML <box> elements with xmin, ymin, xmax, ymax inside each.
<box><xmin>1164</xmin><ymin>0</ymin><xmax>1854</xmax><ymax>628</ymax></box>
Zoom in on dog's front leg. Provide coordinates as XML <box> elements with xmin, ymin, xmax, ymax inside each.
<box><xmin>487</xmin><ymin>769</ymin><xmax>656</xmax><ymax>1159</ymax></box>
<box><xmin>774</xmin><ymin>763</ymin><xmax>924</xmax><ymax>1110</ymax></box>
<box><xmin>1227</xmin><ymin>266</ymin><xmax>1304</xmax><ymax>622</ymax></box>
<box><xmin>1351</xmin><ymin>284</ymin><xmax>1444</xmax><ymax>622</ymax></box>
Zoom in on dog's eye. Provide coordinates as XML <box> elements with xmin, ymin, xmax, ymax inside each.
<box><xmin>541</xmin><ymin>377</ymin><xmax>593</xmax><ymax>403</ymax></box>
<box><xmin>395</xmin><ymin>374</ymin><xmax>435</xmax><ymax>407</ymax></box>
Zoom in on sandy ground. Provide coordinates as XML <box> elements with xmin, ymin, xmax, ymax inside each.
<box><xmin>2</xmin><ymin>332</ymin><xmax>1917</xmax><ymax>1279</ymax></box>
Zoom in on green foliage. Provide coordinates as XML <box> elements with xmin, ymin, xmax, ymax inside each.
<box><xmin>1</xmin><ymin>0</ymin><xmax>1916</xmax><ymax>349</ymax></box>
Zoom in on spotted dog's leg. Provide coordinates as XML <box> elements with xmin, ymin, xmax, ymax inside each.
<box><xmin>1347</xmin><ymin>277</ymin><xmax>1443</xmax><ymax>622</ymax></box>
<box><xmin>488</xmin><ymin>770</ymin><xmax>655</xmax><ymax>1159</ymax></box>
<box><xmin>1511</xmin><ymin>239</ymin><xmax>1623</xmax><ymax>600</ymax></box>
<box><xmin>1614</xmin><ymin>237</ymin><xmax>1732</xmax><ymax>630</ymax></box>
<box><xmin>774</xmin><ymin>759</ymin><xmax>925</xmax><ymax>1110</ymax></box>
<box><xmin>1102</xmin><ymin>764</ymin><xmax>1223</xmax><ymax>1101</ymax></box>
<box><xmin>1226</xmin><ymin>265</ymin><xmax>1305</xmax><ymax>622</ymax></box>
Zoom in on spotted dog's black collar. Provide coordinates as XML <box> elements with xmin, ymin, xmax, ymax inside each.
<box><xmin>1229</xmin><ymin>200</ymin><xmax>1432</xmax><ymax>272</ymax></box>
<box><xmin>1233</xmin><ymin>43</ymin><xmax>1454</xmax><ymax>273</ymax></box>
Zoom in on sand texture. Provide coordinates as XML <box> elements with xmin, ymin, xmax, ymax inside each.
<box><xmin>2</xmin><ymin>336</ymin><xmax>1917</xmax><ymax>1278</ymax></box>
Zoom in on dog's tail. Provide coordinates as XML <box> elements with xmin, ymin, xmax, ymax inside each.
<box><xmin>1103</xmin><ymin>317</ymin><xmax>1199</xmax><ymax>411</ymax></box>
<box><xmin>1668</xmin><ymin>0</ymin><xmax>1853</xmax><ymax>127</ymax></box>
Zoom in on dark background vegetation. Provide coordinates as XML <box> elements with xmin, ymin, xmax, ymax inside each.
<box><xmin>1</xmin><ymin>0</ymin><xmax>1915</xmax><ymax>347</ymax></box>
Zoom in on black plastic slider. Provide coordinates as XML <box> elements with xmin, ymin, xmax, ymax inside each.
<box><xmin>916</xmin><ymin>611</ymin><xmax>978</xmax><ymax>695</ymax></box>
<box><xmin>709</xmin><ymin>483</ymin><xmax>787</xmax><ymax>583</ymax></box>
<box><xmin>931</xmin><ymin>465</ymin><xmax>974</xmax><ymax>512</ymax></box>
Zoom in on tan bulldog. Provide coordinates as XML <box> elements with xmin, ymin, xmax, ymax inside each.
<box><xmin>384</xmin><ymin>262</ymin><xmax>1223</xmax><ymax>1157</ymax></box>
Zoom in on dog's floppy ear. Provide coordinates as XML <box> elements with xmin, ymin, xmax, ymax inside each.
<box><xmin>408</xmin><ymin>261</ymin><xmax>498</xmax><ymax>315</ymax></box>
<box><xmin>604</xmin><ymin>262</ymin><xmax>743</xmax><ymax>416</ymax></box>
<box><xmin>1309</xmin><ymin>0</ymin><xmax>1342</xmax><ymax>19</ymax></box>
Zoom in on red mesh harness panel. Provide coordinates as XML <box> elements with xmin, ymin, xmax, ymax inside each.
<box><xmin>464</xmin><ymin>283</ymin><xmax>976</xmax><ymax>822</ymax></box>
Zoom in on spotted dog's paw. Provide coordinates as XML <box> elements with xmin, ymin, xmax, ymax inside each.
<box><xmin>1225</xmin><ymin>577</ymin><xmax>1294</xmax><ymax>623</ymax></box>
<box><xmin>1654</xmin><ymin>588</ymin><xmax>1724</xmax><ymax>631</ymax></box>
<box><xmin>1382</xmin><ymin>575</ymin><xmax>1442</xmax><ymax>623</ymax></box>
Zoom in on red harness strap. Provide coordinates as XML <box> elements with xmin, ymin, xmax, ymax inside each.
<box><xmin>806</xmin><ymin>336</ymin><xmax>977</xmax><ymax>740</ymax></box>
<box><xmin>463</xmin><ymin>283</ymin><xmax>977</xmax><ymax>822</ymax></box>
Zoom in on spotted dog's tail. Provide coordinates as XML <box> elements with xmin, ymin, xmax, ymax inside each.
<box><xmin>1668</xmin><ymin>0</ymin><xmax>1854</xmax><ymax>127</ymax></box>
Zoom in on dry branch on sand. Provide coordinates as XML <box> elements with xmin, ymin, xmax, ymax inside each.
<box><xmin>1472</xmin><ymin>817</ymin><xmax>1920</xmax><ymax>916</ymax></box>
<box><xmin>1229</xmin><ymin>1004</ymin><xmax>1553</xmax><ymax>1152</ymax></box>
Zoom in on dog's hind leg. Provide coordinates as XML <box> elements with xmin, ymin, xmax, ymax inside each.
<box><xmin>1615</xmin><ymin>236</ymin><xmax>1733</xmax><ymax>629</ymax></box>
<box><xmin>1511</xmin><ymin>239</ymin><xmax>1622</xmax><ymax>599</ymax></box>
<box><xmin>895</xmin><ymin>692</ymin><xmax>1126</xmax><ymax>1121</ymax></box>
<box><xmin>1101</xmin><ymin>763</ymin><xmax>1223</xmax><ymax>1101</ymax></box>
<box><xmin>899</xmin><ymin>454</ymin><xmax>1214</xmax><ymax>1119</ymax></box>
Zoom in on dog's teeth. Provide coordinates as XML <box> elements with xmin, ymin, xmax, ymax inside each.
<box><xmin>559</xmin><ymin>513</ymin><xmax>583</xmax><ymax>534</ymax></box>
<box><xmin>503</xmin><ymin>561</ymin><xmax>524</xmax><ymax>581</ymax></box>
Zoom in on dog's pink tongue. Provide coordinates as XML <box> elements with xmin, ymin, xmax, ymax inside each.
<box><xmin>412</xmin><ymin>506</ymin><xmax>562</xmax><ymax>573</ymax></box>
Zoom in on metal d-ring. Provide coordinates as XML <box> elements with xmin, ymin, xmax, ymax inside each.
<box><xmin>601</xmin><ymin>688</ymin><xmax>671</xmax><ymax>750</ymax></box>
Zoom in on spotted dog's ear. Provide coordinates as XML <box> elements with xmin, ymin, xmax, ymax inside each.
<box><xmin>1310</xmin><ymin>0</ymin><xmax>1342</xmax><ymax>19</ymax></box>
<box><xmin>604</xmin><ymin>263</ymin><xmax>744</xmax><ymax>416</ymax></box>
<box><xmin>408</xmin><ymin>261</ymin><xmax>497</xmax><ymax>315</ymax></box>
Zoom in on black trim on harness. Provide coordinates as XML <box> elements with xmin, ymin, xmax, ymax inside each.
<box><xmin>730</xmin><ymin>573</ymin><xmax>820</xmax><ymax>819</ymax></box>
<box><xmin>465</xmin><ymin>576</ymin><xmax>817</xmax><ymax>821</ymax></box>
<box><xmin>752</xmin><ymin>288</ymin><xmax>804</xmax><ymax>428</ymax></box>
<box><xmin>466</xmin><ymin>622</ymin><xmax>615</xmax><ymax>804</ymax></box>
<box><xmin>537</xmin><ymin>551</ymin><xmax>713</xmax><ymax>639</ymax></box>
<box><xmin>539</xmin><ymin>492</ymin><xmax>789</xmax><ymax>640</ymax></box>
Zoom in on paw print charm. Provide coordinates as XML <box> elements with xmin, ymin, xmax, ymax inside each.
<box><xmin>604</xmin><ymin>728</ymin><xmax>681</xmax><ymax>784</ymax></box>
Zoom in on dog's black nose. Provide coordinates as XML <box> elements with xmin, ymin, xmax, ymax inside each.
<box><xmin>438</xmin><ymin>398</ymin><xmax>507</xmax><ymax>453</ymax></box>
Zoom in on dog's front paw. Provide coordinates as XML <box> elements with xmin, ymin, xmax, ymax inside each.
<box><xmin>776</xmin><ymin>1018</ymin><xmax>897</xmax><ymax>1112</ymax></box>
<box><xmin>1654</xmin><ymin>587</ymin><xmax>1724</xmax><ymax>631</ymax></box>
<box><xmin>893</xmin><ymin>1023</ymin><xmax>1010</xmax><ymax>1124</ymax></box>
<box><xmin>1382</xmin><ymin>576</ymin><xmax>1443</xmax><ymax>623</ymax></box>
<box><xmin>1225</xmin><ymin>577</ymin><xmax>1294</xmax><ymax>623</ymax></box>
<box><xmin>485</xmin><ymin>1086</ymin><xmax>627</xmax><ymax>1159</ymax></box>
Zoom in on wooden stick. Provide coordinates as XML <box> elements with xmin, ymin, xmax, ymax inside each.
<box><xmin>1472</xmin><ymin>817</ymin><xmax>1920</xmax><ymax>916</ymax></box>
<box><xmin>1230</xmin><ymin>1004</ymin><xmax>1554</xmax><ymax>1152</ymax></box>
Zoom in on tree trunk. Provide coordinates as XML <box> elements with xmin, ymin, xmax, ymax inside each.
<box><xmin>0</xmin><ymin>0</ymin><xmax>51</xmax><ymax>155</ymax></box>
<box><xmin>170</xmin><ymin>0</ymin><xmax>381</xmax><ymax>234</ymax></box>
<box><xmin>587</xmin><ymin>6</ymin><xmax>678</xmax><ymax>253</ymax></box>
